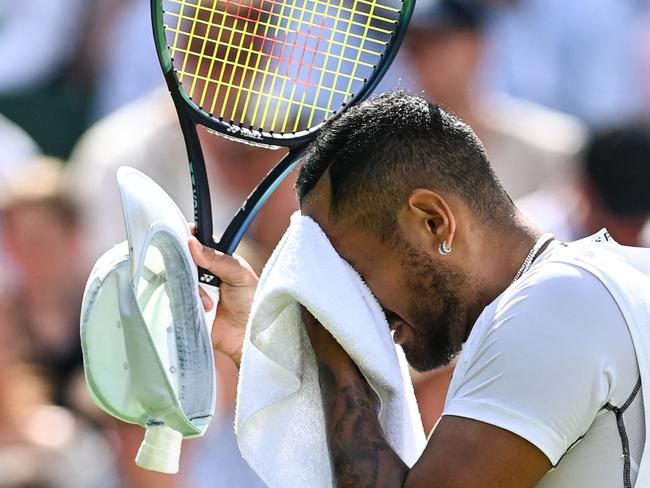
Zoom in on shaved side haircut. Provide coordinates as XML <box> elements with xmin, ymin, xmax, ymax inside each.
<box><xmin>296</xmin><ymin>91</ymin><xmax>513</xmax><ymax>240</ymax></box>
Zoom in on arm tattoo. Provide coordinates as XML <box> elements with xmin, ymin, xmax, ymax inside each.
<box><xmin>318</xmin><ymin>361</ymin><xmax>410</xmax><ymax>487</ymax></box>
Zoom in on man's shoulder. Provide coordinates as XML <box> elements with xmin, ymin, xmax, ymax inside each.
<box><xmin>513</xmin><ymin>239</ymin><xmax>650</xmax><ymax>303</ymax></box>
<box><xmin>68</xmin><ymin>88</ymin><xmax>182</xmax><ymax>170</ymax></box>
<box><xmin>498</xmin><ymin>247</ymin><xmax>610</xmax><ymax>315</ymax></box>
<box><xmin>459</xmin><ymin>244</ymin><xmax>630</xmax><ymax>395</ymax></box>
<box><xmin>449</xmin><ymin>242</ymin><xmax>641</xmax><ymax>480</ymax></box>
<box><xmin>471</xmin><ymin>244</ymin><xmax>623</xmax><ymax>349</ymax></box>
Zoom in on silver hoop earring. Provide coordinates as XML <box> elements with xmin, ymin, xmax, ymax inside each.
<box><xmin>438</xmin><ymin>240</ymin><xmax>452</xmax><ymax>256</ymax></box>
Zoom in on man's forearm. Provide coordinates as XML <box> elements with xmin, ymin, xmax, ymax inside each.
<box><xmin>317</xmin><ymin>359</ymin><xmax>410</xmax><ymax>487</ymax></box>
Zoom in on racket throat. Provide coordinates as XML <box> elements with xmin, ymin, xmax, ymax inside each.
<box><xmin>204</xmin><ymin>126</ymin><xmax>282</xmax><ymax>151</ymax></box>
<box><xmin>217</xmin><ymin>147</ymin><xmax>307</xmax><ymax>256</ymax></box>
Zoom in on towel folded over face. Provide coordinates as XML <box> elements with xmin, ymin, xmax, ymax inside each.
<box><xmin>235</xmin><ymin>212</ymin><xmax>426</xmax><ymax>487</ymax></box>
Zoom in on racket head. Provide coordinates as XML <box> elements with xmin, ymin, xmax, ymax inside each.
<box><xmin>151</xmin><ymin>0</ymin><xmax>415</xmax><ymax>148</ymax></box>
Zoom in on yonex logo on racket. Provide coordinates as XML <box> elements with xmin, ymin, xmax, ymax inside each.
<box><xmin>227</xmin><ymin>125</ymin><xmax>263</xmax><ymax>140</ymax></box>
<box><xmin>200</xmin><ymin>274</ymin><xmax>216</xmax><ymax>283</ymax></box>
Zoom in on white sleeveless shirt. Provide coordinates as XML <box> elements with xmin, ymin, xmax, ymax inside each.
<box><xmin>444</xmin><ymin>231</ymin><xmax>646</xmax><ymax>487</ymax></box>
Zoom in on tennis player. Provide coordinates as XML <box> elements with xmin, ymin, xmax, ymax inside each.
<box><xmin>190</xmin><ymin>91</ymin><xmax>645</xmax><ymax>487</ymax></box>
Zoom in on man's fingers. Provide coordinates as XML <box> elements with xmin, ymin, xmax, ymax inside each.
<box><xmin>188</xmin><ymin>236</ymin><xmax>256</xmax><ymax>285</ymax></box>
<box><xmin>198</xmin><ymin>286</ymin><xmax>214</xmax><ymax>311</ymax></box>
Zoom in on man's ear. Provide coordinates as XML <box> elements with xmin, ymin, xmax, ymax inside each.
<box><xmin>401</xmin><ymin>189</ymin><xmax>456</xmax><ymax>251</ymax></box>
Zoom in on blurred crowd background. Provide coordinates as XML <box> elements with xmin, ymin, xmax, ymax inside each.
<box><xmin>2</xmin><ymin>0</ymin><xmax>650</xmax><ymax>486</ymax></box>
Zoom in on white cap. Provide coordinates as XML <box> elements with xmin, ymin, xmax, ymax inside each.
<box><xmin>80</xmin><ymin>167</ymin><xmax>217</xmax><ymax>472</ymax></box>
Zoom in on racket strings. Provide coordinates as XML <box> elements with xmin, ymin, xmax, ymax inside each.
<box><xmin>162</xmin><ymin>0</ymin><xmax>402</xmax><ymax>134</ymax></box>
<box><xmin>165</xmin><ymin>29</ymin><xmax>372</xmax><ymax>79</ymax></box>
<box><xmin>166</xmin><ymin>0</ymin><xmax>398</xmax><ymax>41</ymax></box>
<box><xmin>167</xmin><ymin>0</ymin><xmax>369</xmax><ymax>120</ymax></box>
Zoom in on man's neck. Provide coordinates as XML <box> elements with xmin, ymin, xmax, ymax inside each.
<box><xmin>469</xmin><ymin>214</ymin><xmax>544</xmax><ymax>319</ymax></box>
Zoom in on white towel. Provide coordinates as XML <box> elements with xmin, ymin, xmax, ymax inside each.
<box><xmin>235</xmin><ymin>213</ymin><xmax>426</xmax><ymax>488</ymax></box>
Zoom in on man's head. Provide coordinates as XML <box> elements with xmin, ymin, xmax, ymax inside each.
<box><xmin>296</xmin><ymin>91</ymin><xmax>515</xmax><ymax>370</ymax></box>
<box><xmin>579</xmin><ymin>121</ymin><xmax>650</xmax><ymax>246</ymax></box>
<box><xmin>404</xmin><ymin>0</ymin><xmax>486</xmax><ymax>110</ymax></box>
<box><xmin>2</xmin><ymin>158</ymin><xmax>82</xmax><ymax>289</ymax></box>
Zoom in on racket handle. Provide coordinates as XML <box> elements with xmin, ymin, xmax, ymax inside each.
<box><xmin>135</xmin><ymin>425</ymin><xmax>183</xmax><ymax>474</ymax></box>
<box><xmin>197</xmin><ymin>239</ymin><xmax>227</xmax><ymax>287</ymax></box>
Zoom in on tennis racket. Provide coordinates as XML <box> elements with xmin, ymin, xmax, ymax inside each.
<box><xmin>151</xmin><ymin>0</ymin><xmax>415</xmax><ymax>284</ymax></box>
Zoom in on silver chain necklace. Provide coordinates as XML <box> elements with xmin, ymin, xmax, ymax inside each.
<box><xmin>511</xmin><ymin>233</ymin><xmax>555</xmax><ymax>283</ymax></box>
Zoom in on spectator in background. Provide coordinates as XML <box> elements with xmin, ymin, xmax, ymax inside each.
<box><xmin>482</xmin><ymin>0</ymin><xmax>649</xmax><ymax>127</ymax></box>
<box><xmin>65</xmin><ymin>89</ymin><xmax>295</xmax><ymax>271</ymax></box>
<box><xmin>2</xmin><ymin>158</ymin><xmax>85</xmax><ymax>409</ymax></box>
<box><xmin>0</xmin><ymin>114</ymin><xmax>40</xmax><ymax>290</ymax></box>
<box><xmin>0</xmin><ymin>114</ymin><xmax>40</xmax><ymax>194</ymax></box>
<box><xmin>65</xmin><ymin>89</ymin><xmax>204</xmax><ymax>266</ymax></box>
<box><xmin>64</xmin><ymin>88</ymin><xmax>295</xmax><ymax>487</ymax></box>
<box><xmin>0</xmin><ymin>1</ymin><xmax>92</xmax><ymax>158</ymax></box>
<box><xmin>0</xmin><ymin>247</ymin><xmax>117</xmax><ymax>488</ymax></box>
<box><xmin>0</xmin><ymin>1</ymin><xmax>86</xmax><ymax>94</ymax></box>
<box><xmin>519</xmin><ymin>121</ymin><xmax>650</xmax><ymax>247</ymax></box>
<box><xmin>2</xmin><ymin>157</ymin><xmax>188</xmax><ymax>488</ymax></box>
<box><xmin>90</xmin><ymin>0</ymin><xmax>165</xmax><ymax>119</ymax></box>
<box><xmin>66</xmin><ymin>5</ymin><xmax>308</xmax><ymax>479</ymax></box>
<box><xmin>405</xmin><ymin>0</ymin><xmax>585</xmax><ymax>201</ymax></box>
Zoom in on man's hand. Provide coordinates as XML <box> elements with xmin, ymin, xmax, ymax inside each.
<box><xmin>189</xmin><ymin>236</ymin><xmax>258</xmax><ymax>368</ymax></box>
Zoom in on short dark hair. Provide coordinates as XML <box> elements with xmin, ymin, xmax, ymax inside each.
<box><xmin>585</xmin><ymin>121</ymin><xmax>650</xmax><ymax>216</ymax></box>
<box><xmin>296</xmin><ymin>91</ymin><xmax>511</xmax><ymax>239</ymax></box>
<box><xmin>410</xmin><ymin>0</ymin><xmax>485</xmax><ymax>33</ymax></box>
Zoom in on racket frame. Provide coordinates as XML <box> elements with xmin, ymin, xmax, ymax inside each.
<box><xmin>150</xmin><ymin>0</ymin><xmax>415</xmax><ymax>270</ymax></box>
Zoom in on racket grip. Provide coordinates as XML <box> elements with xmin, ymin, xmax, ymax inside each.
<box><xmin>135</xmin><ymin>425</ymin><xmax>183</xmax><ymax>474</ymax></box>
